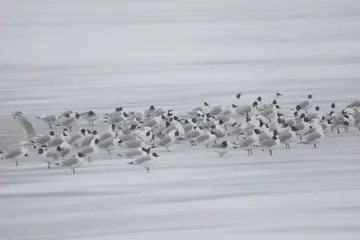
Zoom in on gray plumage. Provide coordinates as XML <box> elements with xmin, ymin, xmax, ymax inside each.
<box><xmin>196</xmin><ymin>134</ymin><xmax>210</xmax><ymax>143</ymax></box>
<box><xmin>4</xmin><ymin>148</ymin><xmax>23</xmax><ymax>159</ymax></box>
<box><xmin>105</xmin><ymin>114</ymin><xmax>123</xmax><ymax>124</ymax></box>
<box><xmin>80</xmin><ymin>136</ymin><xmax>95</xmax><ymax>148</ymax></box>
<box><xmin>259</xmin><ymin>107</ymin><xmax>274</xmax><ymax>117</ymax></box>
<box><xmin>59</xmin><ymin>110</ymin><xmax>73</xmax><ymax>119</ymax></box>
<box><xmin>154</xmin><ymin>108</ymin><xmax>166</xmax><ymax>116</ymax></box>
<box><xmin>159</xmin><ymin>136</ymin><xmax>172</xmax><ymax>146</ymax></box>
<box><xmin>120</xmin><ymin>149</ymin><xmax>144</xmax><ymax>158</ymax></box>
<box><xmin>123</xmin><ymin>139</ymin><xmax>142</xmax><ymax>149</ymax></box>
<box><xmin>68</xmin><ymin>134</ymin><xmax>81</xmax><ymax>145</ymax></box>
<box><xmin>47</xmin><ymin>138</ymin><xmax>64</xmax><ymax>148</ymax></box>
<box><xmin>61</xmin><ymin>117</ymin><xmax>75</xmax><ymax>126</ymax></box>
<box><xmin>80</xmin><ymin>146</ymin><xmax>95</xmax><ymax>155</ymax></box>
<box><xmin>143</xmin><ymin>119</ymin><xmax>157</xmax><ymax>128</ymax></box>
<box><xmin>346</xmin><ymin>100</ymin><xmax>360</xmax><ymax>109</ymax></box>
<box><xmin>217</xmin><ymin>115</ymin><xmax>230</xmax><ymax>121</ymax></box>
<box><xmin>33</xmin><ymin>135</ymin><xmax>51</xmax><ymax>144</ymax></box>
<box><xmin>209</xmin><ymin>106</ymin><xmax>222</xmax><ymax>115</ymax></box>
<box><xmin>61</xmin><ymin>157</ymin><xmax>79</xmax><ymax>167</ymax></box>
<box><xmin>279</xmin><ymin>131</ymin><xmax>292</xmax><ymax>143</ymax></box>
<box><xmin>220</xmin><ymin>109</ymin><xmax>232</xmax><ymax>115</ymax></box>
<box><xmin>97</xmin><ymin>138</ymin><xmax>115</xmax><ymax>149</ymax></box>
<box><xmin>59</xmin><ymin>148</ymin><xmax>71</xmax><ymax>158</ymax></box>
<box><xmin>304</xmin><ymin>131</ymin><xmax>322</xmax><ymax>142</ymax></box>
<box><xmin>12</xmin><ymin>112</ymin><xmax>37</xmax><ymax>140</ymax></box>
<box><xmin>46</xmin><ymin>152</ymin><xmax>61</xmax><ymax>161</ymax></box>
<box><xmin>99</xmin><ymin>132</ymin><xmax>113</xmax><ymax>142</ymax></box>
<box><xmin>260</xmin><ymin>139</ymin><xmax>276</xmax><ymax>148</ymax></box>
<box><xmin>239</xmin><ymin>138</ymin><xmax>255</xmax><ymax>148</ymax></box>
<box><xmin>294</xmin><ymin>121</ymin><xmax>306</xmax><ymax>131</ymax></box>
<box><xmin>131</xmin><ymin>155</ymin><xmax>151</xmax><ymax>165</ymax></box>
<box><xmin>186</xmin><ymin>130</ymin><xmax>201</xmax><ymax>139</ymax></box>
<box><xmin>182</xmin><ymin>123</ymin><xmax>193</xmax><ymax>133</ymax></box>
<box><xmin>299</xmin><ymin>100</ymin><xmax>311</xmax><ymax>109</ymax></box>
<box><xmin>119</xmin><ymin>134</ymin><xmax>137</xmax><ymax>142</ymax></box>
<box><xmin>213</xmin><ymin>129</ymin><xmax>225</xmax><ymax>138</ymax></box>
<box><xmin>211</xmin><ymin>142</ymin><xmax>227</xmax><ymax>149</ymax></box>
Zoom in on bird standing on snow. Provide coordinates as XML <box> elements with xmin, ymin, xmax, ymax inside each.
<box><xmin>128</xmin><ymin>152</ymin><xmax>160</xmax><ymax>173</ymax></box>
<box><xmin>0</xmin><ymin>147</ymin><xmax>29</xmax><ymax>166</ymax></box>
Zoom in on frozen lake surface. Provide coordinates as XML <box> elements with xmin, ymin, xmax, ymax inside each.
<box><xmin>1</xmin><ymin>0</ymin><xmax>360</xmax><ymax>239</ymax></box>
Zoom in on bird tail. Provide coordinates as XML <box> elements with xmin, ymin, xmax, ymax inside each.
<box><xmin>128</xmin><ymin>161</ymin><xmax>134</xmax><ymax>165</ymax></box>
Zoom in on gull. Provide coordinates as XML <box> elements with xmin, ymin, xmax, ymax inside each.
<box><xmin>79</xmin><ymin>138</ymin><xmax>99</xmax><ymax>163</ymax></box>
<box><xmin>12</xmin><ymin>110</ymin><xmax>37</xmax><ymax>141</ymax></box>
<box><xmin>36</xmin><ymin>113</ymin><xmax>58</xmax><ymax>129</ymax></box>
<box><xmin>185</xmin><ymin>126</ymin><xmax>203</xmax><ymax>146</ymax></box>
<box><xmin>210</xmin><ymin>140</ymin><xmax>231</xmax><ymax>157</ymax></box>
<box><xmin>278</xmin><ymin>126</ymin><xmax>297</xmax><ymax>149</ymax></box>
<box><xmin>236</xmin><ymin>129</ymin><xmax>260</xmax><ymax>155</ymax></box>
<box><xmin>298</xmin><ymin>94</ymin><xmax>313</xmax><ymax>112</ymax></box>
<box><xmin>128</xmin><ymin>152</ymin><xmax>160</xmax><ymax>173</ymax></box>
<box><xmin>260</xmin><ymin>135</ymin><xmax>280</xmax><ymax>156</ymax></box>
<box><xmin>118</xmin><ymin>138</ymin><xmax>147</xmax><ymax>150</ymax></box>
<box><xmin>53</xmin><ymin>152</ymin><xmax>85</xmax><ymax>174</ymax></box>
<box><xmin>299</xmin><ymin>122</ymin><xmax>324</xmax><ymax>148</ymax></box>
<box><xmin>54</xmin><ymin>112</ymin><xmax>80</xmax><ymax>131</ymax></box>
<box><xmin>79</xmin><ymin>110</ymin><xmax>99</xmax><ymax>126</ymax></box>
<box><xmin>78</xmin><ymin>130</ymin><xmax>98</xmax><ymax>148</ymax></box>
<box><xmin>0</xmin><ymin>147</ymin><xmax>29</xmax><ymax>166</ymax></box>
<box><xmin>37</xmin><ymin>147</ymin><xmax>61</xmax><ymax>169</ymax></box>
<box><xmin>30</xmin><ymin>130</ymin><xmax>55</xmax><ymax>147</ymax></box>
<box><xmin>94</xmin><ymin>137</ymin><xmax>118</xmax><ymax>155</ymax></box>
<box><xmin>195</xmin><ymin>130</ymin><xmax>217</xmax><ymax>147</ymax></box>
<box><xmin>156</xmin><ymin>130</ymin><xmax>179</xmax><ymax>152</ymax></box>
<box><xmin>118</xmin><ymin>147</ymin><xmax>151</xmax><ymax>159</ymax></box>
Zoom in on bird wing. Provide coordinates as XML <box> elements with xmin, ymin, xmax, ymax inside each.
<box><xmin>305</xmin><ymin>132</ymin><xmax>322</xmax><ymax>143</ymax></box>
<box><xmin>13</xmin><ymin>114</ymin><xmax>37</xmax><ymax>140</ymax></box>
<box><xmin>279</xmin><ymin>132</ymin><xmax>292</xmax><ymax>143</ymax></box>
<box><xmin>62</xmin><ymin>157</ymin><xmax>79</xmax><ymax>166</ymax></box>
<box><xmin>5</xmin><ymin>148</ymin><xmax>22</xmax><ymax>159</ymax></box>
<box><xmin>196</xmin><ymin>134</ymin><xmax>209</xmax><ymax>143</ymax></box>
<box><xmin>97</xmin><ymin>138</ymin><xmax>114</xmax><ymax>149</ymax></box>
<box><xmin>81</xmin><ymin>136</ymin><xmax>94</xmax><ymax>147</ymax></box>
<box><xmin>99</xmin><ymin>132</ymin><xmax>112</xmax><ymax>142</ymax></box>
<box><xmin>133</xmin><ymin>155</ymin><xmax>151</xmax><ymax>165</ymax></box>
<box><xmin>159</xmin><ymin>136</ymin><xmax>171</xmax><ymax>146</ymax></box>
<box><xmin>80</xmin><ymin>146</ymin><xmax>94</xmax><ymax>155</ymax></box>
<box><xmin>239</xmin><ymin>138</ymin><xmax>255</xmax><ymax>148</ymax></box>
<box><xmin>35</xmin><ymin>135</ymin><xmax>50</xmax><ymax>144</ymax></box>
<box><xmin>260</xmin><ymin>139</ymin><xmax>276</xmax><ymax>148</ymax></box>
<box><xmin>125</xmin><ymin>139</ymin><xmax>142</xmax><ymax>148</ymax></box>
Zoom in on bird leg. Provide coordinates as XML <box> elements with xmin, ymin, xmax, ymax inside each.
<box><xmin>47</xmin><ymin>162</ymin><xmax>51</xmax><ymax>169</ymax></box>
<box><xmin>314</xmin><ymin>144</ymin><xmax>317</xmax><ymax>148</ymax></box>
<box><xmin>299</xmin><ymin>135</ymin><xmax>302</xmax><ymax>141</ymax></box>
<box><xmin>250</xmin><ymin>149</ymin><xmax>253</xmax><ymax>155</ymax></box>
<box><xmin>166</xmin><ymin>146</ymin><xmax>169</xmax><ymax>152</ymax></box>
<box><xmin>88</xmin><ymin>157</ymin><xmax>91</xmax><ymax>163</ymax></box>
<box><xmin>108</xmin><ymin>150</ymin><xmax>111</xmax><ymax>155</ymax></box>
<box><xmin>88</xmin><ymin>121</ymin><xmax>91</xmax><ymax>126</ymax></box>
<box><xmin>247</xmin><ymin>149</ymin><xmax>250</xmax><ymax>155</ymax></box>
<box><xmin>269</xmin><ymin>150</ymin><xmax>272</xmax><ymax>156</ymax></box>
<box><xmin>16</xmin><ymin>160</ymin><xmax>18</xmax><ymax>166</ymax></box>
<box><xmin>337</xmin><ymin>129</ymin><xmax>340</xmax><ymax>134</ymax></box>
<box><xmin>73</xmin><ymin>169</ymin><xmax>76</xmax><ymax>174</ymax></box>
<box><xmin>69</xmin><ymin>126</ymin><xmax>72</xmax><ymax>131</ymax></box>
<box><xmin>145</xmin><ymin>167</ymin><xmax>150</xmax><ymax>173</ymax></box>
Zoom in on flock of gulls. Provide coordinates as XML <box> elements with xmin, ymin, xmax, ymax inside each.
<box><xmin>1</xmin><ymin>92</ymin><xmax>360</xmax><ymax>174</ymax></box>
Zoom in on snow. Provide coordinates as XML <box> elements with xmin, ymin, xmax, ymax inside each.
<box><xmin>1</xmin><ymin>0</ymin><xmax>360</xmax><ymax>239</ymax></box>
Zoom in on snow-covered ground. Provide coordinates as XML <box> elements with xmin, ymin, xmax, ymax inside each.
<box><xmin>1</xmin><ymin>0</ymin><xmax>360</xmax><ymax>239</ymax></box>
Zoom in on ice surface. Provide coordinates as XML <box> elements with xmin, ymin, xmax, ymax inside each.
<box><xmin>1</xmin><ymin>0</ymin><xmax>360</xmax><ymax>239</ymax></box>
